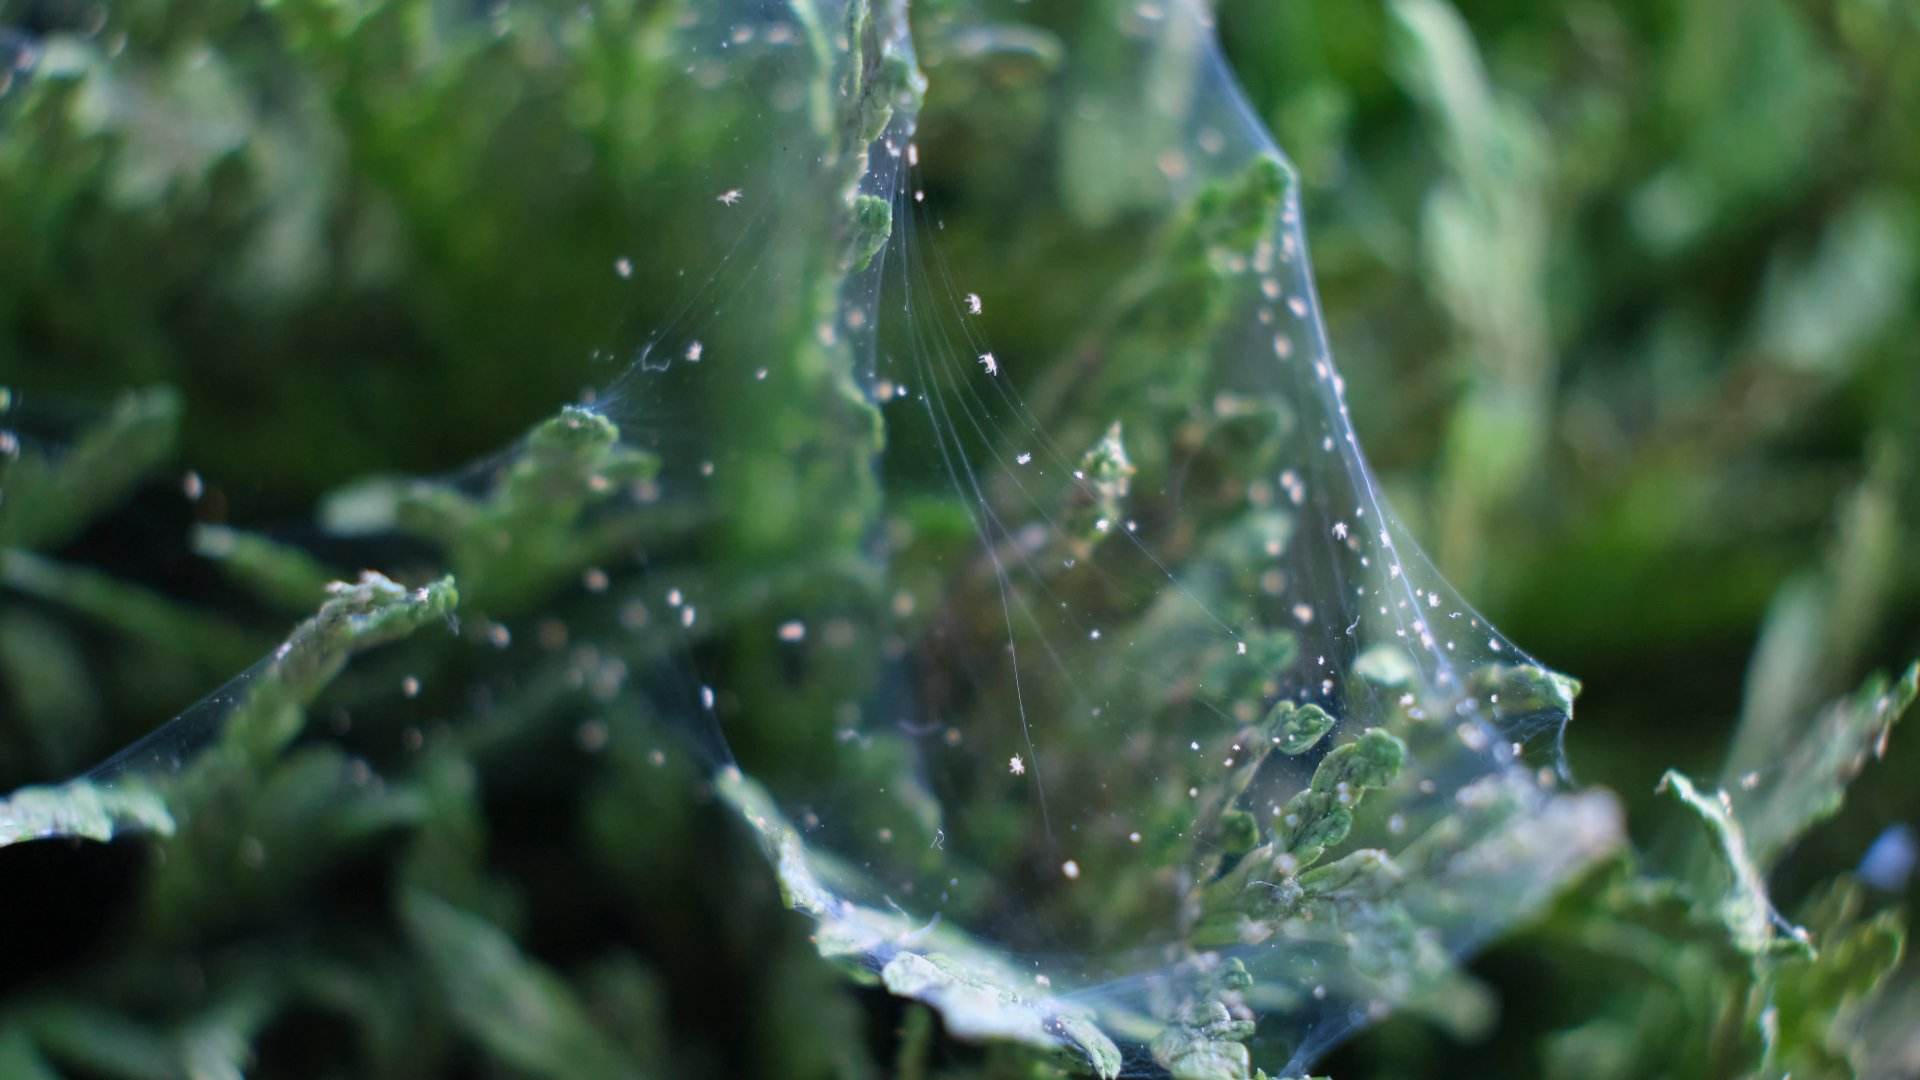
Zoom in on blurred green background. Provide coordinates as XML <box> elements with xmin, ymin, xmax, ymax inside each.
<box><xmin>1</xmin><ymin>0</ymin><xmax>1916</xmax><ymax>1076</ymax></box>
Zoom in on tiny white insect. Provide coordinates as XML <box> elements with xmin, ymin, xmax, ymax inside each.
<box><xmin>1016</xmin><ymin>452</ymin><xmax>1032</xmax><ymax>465</ymax></box>
<box><xmin>686</xmin><ymin>340</ymin><xmax>704</xmax><ymax>362</ymax></box>
<box><xmin>1332</xmin><ymin>521</ymin><xmax>1349</xmax><ymax>540</ymax></box>
<box><xmin>716</xmin><ymin>188</ymin><xmax>743</xmax><ymax>206</ymax></box>
<box><xmin>965</xmin><ymin>292</ymin><xmax>982</xmax><ymax>315</ymax></box>
<box><xmin>977</xmin><ymin>352</ymin><xmax>998</xmax><ymax>376</ymax></box>
<box><xmin>1009</xmin><ymin>754</ymin><xmax>1025</xmax><ymax>776</ymax></box>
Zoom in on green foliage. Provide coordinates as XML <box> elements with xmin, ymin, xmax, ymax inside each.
<box><xmin>0</xmin><ymin>778</ymin><xmax>174</xmax><ymax>847</ymax></box>
<box><xmin>1530</xmin><ymin>662</ymin><xmax>1916</xmax><ymax>1080</ymax></box>
<box><xmin>1269</xmin><ymin>702</ymin><xmax>1335</xmax><ymax>755</ymax></box>
<box><xmin>333</xmin><ymin>406</ymin><xmax>659</xmax><ymax>613</ymax></box>
<box><xmin>1</xmin><ymin>547</ymin><xmax>262</xmax><ymax>674</ymax></box>
<box><xmin>401</xmin><ymin>890</ymin><xmax>646</xmax><ymax>1080</ymax></box>
<box><xmin>2</xmin><ymin>0</ymin><xmax>1917</xmax><ymax>1076</ymax></box>
<box><xmin>1062</xmin><ymin>421</ymin><xmax>1136</xmax><ymax>557</ymax></box>
<box><xmin>0</xmin><ymin>387</ymin><xmax>180</xmax><ymax>551</ymax></box>
<box><xmin>718</xmin><ymin>767</ymin><xmax>1124</xmax><ymax>1077</ymax></box>
<box><xmin>191</xmin><ymin>524</ymin><xmax>339</xmax><ymax>613</ymax></box>
<box><xmin>1276</xmin><ymin>729</ymin><xmax>1405</xmax><ymax>864</ymax></box>
<box><xmin>0</xmin><ymin>569</ymin><xmax>452</xmax><ymax>847</ymax></box>
<box><xmin>1729</xmin><ymin>651</ymin><xmax>1918</xmax><ymax>874</ymax></box>
<box><xmin>1659</xmin><ymin>770</ymin><xmax>1812</xmax><ymax>958</ymax></box>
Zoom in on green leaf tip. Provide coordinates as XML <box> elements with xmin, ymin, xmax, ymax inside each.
<box><xmin>1218</xmin><ymin>809</ymin><xmax>1261</xmax><ymax>856</ymax></box>
<box><xmin>1065</xmin><ymin>421</ymin><xmax>1137</xmax><ymax>555</ymax></box>
<box><xmin>1150</xmin><ymin>1000</ymin><xmax>1255</xmax><ymax>1080</ymax></box>
<box><xmin>0</xmin><ymin>386</ymin><xmax>182</xmax><ymax>551</ymax></box>
<box><xmin>215</xmin><ymin>569</ymin><xmax>456</xmax><ymax>765</ymax></box>
<box><xmin>849</xmin><ymin>193</ymin><xmax>893</xmax><ymax>272</ymax></box>
<box><xmin>1311</xmin><ymin>728</ymin><xmax>1406</xmax><ymax>794</ymax></box>
<box><xmin>880</xmin><ymin>953</ymin><xmax>1122</xmax><ymax>1079</ymax></box>
<box><xmin>509</xmin><ymin>406</ymin><xmax>658</xmax><ymax>499</ymax></box>
<box><xmin>1149</xmin><ymin>958</ymin><xmax>1264</xmax><ymax>1080</ymax></box>
<box><xmin>1189</xmin><ymin>729</ymin><xmax>1424</xmax><ymax>950</ymax></box>
<box><xmin>1081</xmin><ymin>420</ymin><xmax>1137</xmax><ymax>492</ymax></box>
<box><xmin>0</xmin><ymin>569</ymin><xmax>453</xmax><ymax>850</ymax></box>
<box><xmin>1724</xmin><ymin>659</ymin><xmax>1918</xmax><ymax>871</ymax></box>
<box><xmin>713</xmin><ymin>766</ymin><xmax>843</xmax><ymax>920</ymax></box>
<box><xmin>276</xmin><ymin>572</ymin><xmax>459</xmax><ymax>691</ymax></box>
<box><xmin>847</xmin><ymin>27</ymin><xmax>924</xmax><ymax>148</ymax></box>
<box><xmin>717</xmin><ymin>767</ymin><xmax>1122</xmax><ymax>1077</ymax></box>
<box><xmin>1266</xmin><ymin>701</ymin><xmax>1335</xmax><ymax>755</ymax></box>
<box><xmin>1659</xmin><ymin>770</ymin><xmax>1811</xmax><ymax>958</ymax></box>
<box><xmin>1190</xmin><ymin>155</ymin><xmax>1286</xmax><ymax>256</ymax></box>
<box><xmin>192</xmin><ymin>524</ymin><xmax>340</xmax><ymax>612</ymax></box>
<box><xmin>0</xmin><ymin>778</ymin><xmax>174</xmax><ymax>848</ymax></box>
<box><xmin>1470</xmin><ymin>662</ymin><xmax>1582</xmax><ymax>719</ymax></box>
<box><xmin>347</xmin><ymin>404</ymin><xmax>660</xmax><ymax>611</ymax></box>
<box><xmin>1278</xmin><ymin>729</ymin><xmax>1405</xmax><ymax>864</ymax></box>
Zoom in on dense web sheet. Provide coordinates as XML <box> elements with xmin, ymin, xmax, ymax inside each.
<box><xmin>0</xmin><ymin>0</ymin><xmax>1622</xmax><ymax>1074</ymax></box>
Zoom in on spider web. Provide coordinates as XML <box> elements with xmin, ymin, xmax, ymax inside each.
<box><xmin>0</xmin><ymin>0</ymin><xmax>1622</xmax><ymax>1074</ymax></box>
